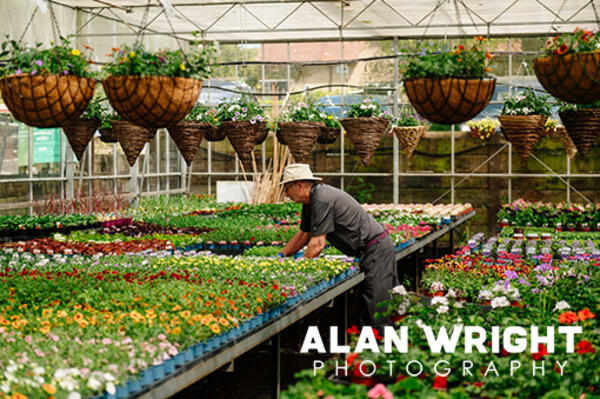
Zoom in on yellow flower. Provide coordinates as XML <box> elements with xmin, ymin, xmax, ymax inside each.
<box><xmin>71</xmin><ymin>49</ymin><xmax>81</xmax><ymax>56</ymax></box>
<box><xmin>129</xmin><ymin>51</ymin><xmax>136</xmax><ymax>57</ymax></box>
<box><xmin>172</xmin><ymin>326</ymin><xmax>181</xmax><ymax>335</ymax></box>
<box><xmin>43</xmin><ymin>384</ymin><xmax>57</xmax><ymax>394</ymax></box>
<box><xmin>210</xmin><ymin>323</ymin><xmax>221</xmax><ymax>334</ymax></box>
<box><xmin>40</xmin><ymin>326</ymin><xmax>51</xmax><ymax>335</ymax></box>
<box><xmin>179</xmin><ymin>63</ymin><xmax>186</xmax><ymax>71</ymax></box>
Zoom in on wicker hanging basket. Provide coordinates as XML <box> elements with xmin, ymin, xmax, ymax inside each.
<box><xmin>555</xmin><ymin>126</ymin><xmax>578</xmax><ymax>160</ymax></box>
<box><xmin>103</xmin><ymin>76</ymin><xmax>203</xmax><ymax>128</ymax></box>
<box><xmin>278</xmin><ymin>121</ymin><xmax>322</xmax><ymax>163</ymax></box>
<box><xmin>0</xmin><ymin>74</ymin><xmax>96</xmax><ymax>128</ymax></box>
<box><xmin>254</xmin><ymin>122</ymin><xmax>269</xmax><ymax>145</ymax></box>
<box><xmin>393</xmin><ymin>126</ymin><xmax>427</xmax><ymax>159</ymax></box>
<box><xmin>317</xmin><ymin>126</ymin><xmax>341</xmax><ymax>144</ymax></box>
<box><xmin>99</xmin><ymin>127</ymin><xmax>119</xmax><ymax>143</ymax></box>
<box><xmin>111</xmin><ymin>120</ymin><xmax>157</xmax><ymax>167</ymax></box>
<box><xmin>498</xmin><ymin>115</ymin><xmax>546</xmax><ymax>161</ymax></box>
<box><xmin>61</xmin><ymin>118</ymin><xmax>100</xmax><ymax>162</ymax></box>
<box><xmin>167</xmin><ymin>121</ymin><xmax>208</xmax><ymax>166</ymax></box>
<box><xmin>340</xmin><ymin>117</ymin><xmax>389</xmax><ymax>166</ymax></box>
<box><xmin>275</xmin><ymin>127</ymin><xmax>286</xmax><ymax>145</ymax></box>
<box><xmin>533</xmin><ymin>52</ymin><xmax>600</xmax><ymax>104</ymax></box>
<box><xmin>221</xmin><ymin>120</ymin><xmax>258</xmax><ymax>170</ymax></box>
<box><xmin>404</xmin><ymin>77</ymin><xmax>496</xmax><ymax>125</ymax></box>
<box><xmin>559</xmin><ymin>109</ymin><xmax>600</xmax><ymax>159</ymax></box>
<box><xmin>204</xmin><ymin>125</ymin><xmax>225</xmax><ymax>142</ymax></box>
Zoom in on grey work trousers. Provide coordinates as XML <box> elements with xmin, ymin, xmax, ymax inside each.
<box><xmin>357</xmin><ymin>235</ymin><xmax>399</xmax><ymax>330</ymax></box>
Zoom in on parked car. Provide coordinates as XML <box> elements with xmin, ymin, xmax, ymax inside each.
<box><xmin>316</xmin><ymin>93</ymin><xmax>391</xmax><ymax>118</ymax></box>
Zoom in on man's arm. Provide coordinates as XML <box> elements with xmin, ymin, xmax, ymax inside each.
<box><xmin>304</xmin><ymin>234</ymin><xmax>326</xmax><ymax>259</ymax></box>
<box><xmin>280</xmin><ymin>230</ymin><xmax>311</xmax><ymax>257</ymax></box>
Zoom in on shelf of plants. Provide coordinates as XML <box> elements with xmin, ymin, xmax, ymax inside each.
<box><xmin>281</xmin><ymin>199</ymin><xmax>600</xmax><ymax>399</ymax></box>
<box><xmin>0</xmin><ymin>195</ymin><xmax>475</xmax><ymax>399</ymax></box>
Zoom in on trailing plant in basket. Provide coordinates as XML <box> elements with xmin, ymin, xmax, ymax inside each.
<box><xmin>558</xmin><ymin>99</ymin><xmax>600</xmax><ymax>112</ymax></box>
<box><xmin>103</xmin><ymin>42</ymin><xmax>216</xmax><ymax>79</ymax></box>
<box><xmin>185</xmin><ymin>103</ymin><xmax>220</xmax><ymax>124</ymax></box>
<box><xmin>346</xmin><ymin>97</ymin><xmax>391</xmax><ymax>119</ymax></box>
<box><xmin>283</xmin><ymin>102</ymin><xmax>341</xmax><ymax>128</ymax></box>
<box><xmin>0</xmin><ymin>37</ymin><xmax>95</xmax><ymax>78</ymax></box>
<box><xmin>80</xmin><ymin>96</ymin><xmax>106</xmax><ymax>120</ymax></box>
<box><xmin>467</xmin><ymin>117</ymin><xmax>499</xmax><ymax>139</ymax></box>
<box><xmin>500</xmin><ymin>88</ymin><xmax>552</xmax><ymax>116</ymax></box>
<box><xmin>392</xmin><ymin>113</ymin><xmax>420</xmax><ymax>127</ymax></box>
<box><xmin>403</xmin><ymin>36</ymin><xmax>493</xmax><ymax>79</ymax></box>
<box><xmin>216</xmin><ymin>98</ymin><xmax>265</xmax><ymax>124</ymax></box>
<box><xmin>544</xmin><ymin>28</ymin><xmax>600</xmax><ymax>55</ymax></box>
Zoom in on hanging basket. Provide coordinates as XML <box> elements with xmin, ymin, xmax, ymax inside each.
<box><xmin>559</xmin><ymin>109</ymin><xmax>600</xmax><ymax>159</ymax></box>
<box><xmin>221</xmin><ymin>120</ymin><xmax>259</xmax><ymax>171</ymax></box>
<box><xmin>204</xmin><ymin>125</ymin><xmax>225</xmax><ymax>142</ymax></box>
<box><xmin>317</xmin><ymin>126</ymin><xmax>341</xmax><ymax>145</ymax></box>
<box><xmin>498</xmin><ymin>115</ymin><xmax>546</xmax><ymax>161</ymax></box>
<box><xmin>555</xmin><ymin>126</ymin><xmax>578</xmax><ymax>160</ymax></box>
<box><xmin>404</xmin><ymin>77</ymin><xmax>496</xmax><ymax>125</ymax></box>
<box><xmin>167</xmin><ymin>121</ymin><xmax>208</xmax><ymax>166</ymax></box>
<box><xmin>533</xmin><ymin>52</ymin><xmax>600</xmax><ymax>104</ymax></box>
<box><xmin>103</xmin><ymin>76</ymin><xmax>202</xmax><ymax>128</ymax></box>
<box><xmin>393</xmin><ymin>126</ymin><xmax>426</xmax><ymax>159</ymax></box>
<box><xmin>278</xmin><ymin>121</ymin><xmax>323</xmax><ymax>163</ymax></box>
<box><xmin>61</xmin><ymin>118</ymin><xmax>100</xmax><ymax>162</ymax></box>
<box><xmin>275</xmin><ymin>127</ymin><xmax>287</xmax><ymax>145</ymax></box>
<box><xmin>340</xmin><ymin>117</ymin><xmax>389</xmax><ymax>166</ymax></box>
<box><xmin>111</xmin><ymin>120</ymin><xmax>157</xmax><ymax>167</ymax></box>
<box><xmin>99</xmin><ymin>126</ymin><xmax>119</xmax><ymax>143</ymax></box>
<box><xmin>0</xmin><ymin>74</ymin><xmax>96</xmax><ymax>128</ymax></box>
<box><xmin>254</xmin><ymin>122</ymin><xmax>269</xmax><ymax>145</ymax></box>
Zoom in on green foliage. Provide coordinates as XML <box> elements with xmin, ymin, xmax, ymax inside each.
<box><xmin>558</xmin><ymin>99</ymin><xmax>600</xmax><ymax>113</ymax></box>
<box><xmin>0</xmin><ymin>36</ymin><xmax>94</xmax><ymax>78</ymax></box>
<box><xmin>393</xmin><ymin>112</ymin><xmax>420</xmax><ymax>127</ymax></box>
<box><xmin>403</xmin><ymin>36</ymin><xmax>493</xmax><ymax>79</ymax></box>
<box><xmin>500</xmin><ymin>88</ymin><xmax>552</xmax><ymax>116</ymax></box>
<box><xmin>346</xmin><ymin>177</ymin><xmax>375</xmax><ymax>204</ymax></box>
<box><xmin>283</xmin><ymin>101</ymin><xmax>341</xmax><ymax>128</ymax></box>
<box><xmin>81</xmin><ymin>97</ymin><xmax>106</xmax><ymax>120</ymax></box>
<box><xmin>346</xmin><ymin>97</ymin><xmax>391</xmax><ymax>119</ymax></box>
<box><xmin>103</xmin><ymin>40</ymin><xmax>216</xmax><ymax>79</ymax></box>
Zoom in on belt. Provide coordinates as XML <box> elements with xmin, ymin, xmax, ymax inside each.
<box><xmin>360</xmin><ymin>231</ymin><xmax>388</xmax><ymax>255</ymax></box>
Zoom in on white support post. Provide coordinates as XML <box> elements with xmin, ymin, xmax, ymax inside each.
<box><xmin>339</xmin><ymin>4</ymin><xmax>345</xmax><ymax>190</ymax></box>
<box><xmin>393</xmin><ymin>36</ymin><xmax>399</xmax><ymax>205</ymax></box>
<box><xmin>451</xmin><ymin>124</ymin><xmax>455</xmax><ymax>204</ymax></box>
<box><xmin>28</xmin><ymin>126</ymin><xmax>33</xmax><ymax>215</ymax></box>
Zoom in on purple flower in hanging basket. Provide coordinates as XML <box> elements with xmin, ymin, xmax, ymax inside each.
<box><xmin>63</xmin><ymin>70</ymin><xmax>69</xmax><ymax>75</ymax></box>
<box><xmin>257</xmin><ymin>115</ymin><xmax>264</xmax><ymax>122</ymax></box>
<box><xmin>242</xmin><ymin>107</ymin><xmax>248</xmax><ymax>112</ymax></box>
<box><xmin>31</xmin><ymin>69</ymin><xmax>37</xmax><ymax>75</ymax></box>
<box><xmin>158</xmin><ymin>56</ymin><xmax>165</xmax><ymax>64</ymax></box>
<box><xmin>35</xmin><ymin>59</ymin><xmax>43</xmax><ymax>67</ymax></box>
<box><xmin>68</xmin><ymin>63</ymin><xmax>73</xmax><ymax>68</ymax></box>
<box><xmin>232</xmin><ymin>116</ymin><xmax>237</xmax><ymax>121</ymax></box>
<box><xmin>15</xmin><ymin>69</ymin><xmax>22</xmax><ymax>75</ymax></box>
<box><xmin>250</xmin><ymin>118</ymin><xmax>256</xmax><ymax>124</ymax></box>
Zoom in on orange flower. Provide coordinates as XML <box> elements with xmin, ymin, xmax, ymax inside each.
<box><xmin>475</xmin><ymin>35</ymin><xmax>485</xmax><ymax>42</ymax></box>
<box><xmin>40</xmin><ymin>326</ymin><xmax>51</xmax><ymax>335</ymax></box>
<box><xmin>485</xmin><ymin>67</ymin><xmax>491</xmax><ymax>72</ymax></box>
<box><xmin>578</xmin><ymin>308</ymin><xmax>595</xmax><ymax>321</ymax></box>
<box><xmin>486</xmin><ymin>52</ymin><xmax>493</xmax><ymax>59</ymax></box>
<box><xmin>83</xmin><ymin>44</ymin><xmax>94</xmax><ymax>50</ymax></box>
<box><xmin>219</xmin><ymin>317</ymin><xmax>229</xmax><ymax>326</ymax></box>
<box><xmin>559</xmin><ymin>311</ymin><xmax>578</xmax><ymax>324</ymax></box>
<box><xmin>112</xmin><ymin>47</ymin><xmax>121</xmax><ymax>52</ymax></box>
<box><xmin>457</xmin><ymin>58</ymin><xmax>462</xmax><ymax>63</ymax></box>
<box><xmin>555</xmin><ymin>44</ymin><xmax>569</xmax><ymax>55</ymax></box>
<box><xmin>43</xmin><ymin>384</ymin><xmax>57</xmax><ymax>394</ymax></box>
<box><xmin>172</xmin><ymin>327</ymin><xmax>181</xmax><ymax>335</ymax></box>
<box><xmin>210</xmin><ymin>323</ymin><xmax>221</xmax><ymax>334</ymax></box>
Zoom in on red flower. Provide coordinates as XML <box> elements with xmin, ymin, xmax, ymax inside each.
<box><xmin>559</xmin><ymin>311</ymin><xmax>578</xmax><ymax>324</ymax></box>
<box><xmin>372</xmin><ymin>327</ymin><xmax>383</xmax><ymax>340</ymax></box>
<box><xmin>555</xmin><ymin>44</ymin><xmax>569</xmax><ymax>55</ymax></box>
<box><xmin>532</xmin><ymin>343</ymin><xmax>548</xmax><ymax>360</ymax></box>
<box><xmin>433</xmin><ymin>375</ymin><xmax>447</xmax><ymax>390</ymax></box>
<box><xmin>473</xmin><ymin>381</ymin><xmax>484</xmax><ymax>388</ymax></box>
<box><xmin>346</xmin><ymin>352</ymin><xmax>359</xmax><ymax>367</ymax></box>
<box><xmin>347</xmin><ymin>325</ymin><xmax>360</xmax><ymax>335</ymax></box>
<box><xmin>578</xmin><ymin>308</ymin><xmax>595</xmax><ymax>322</ymax></box>
<box><xmin>577</xmin><ymin>340</ymin><xmax>596</xmax><ymax>355</ymax></box>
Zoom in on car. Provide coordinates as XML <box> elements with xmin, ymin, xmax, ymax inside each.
<box><xmin>316</xmin><ymin>93</ymin><xmax>391</xmax><ymax>118</ymax></box>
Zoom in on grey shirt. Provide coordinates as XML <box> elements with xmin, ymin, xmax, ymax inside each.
<box><xmin>300</xmin><ymin>183</ymin><xmax>385</xmax><ymax>257</ymax></box>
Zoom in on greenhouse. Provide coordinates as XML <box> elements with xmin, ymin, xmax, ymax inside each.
<box><xmin>0</xmin><ymin>0</ymin><xmax>599</xmax><ymax>398</ymax></box>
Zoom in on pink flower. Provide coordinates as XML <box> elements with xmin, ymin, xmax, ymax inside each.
<box><xmin>25</xmin><ymin>335</ymin><xmax>32</xmax><ymax>344</ymax></box>
<box><xmin>368</xmin><ymin>384</ymin><xmax>393</xmax><ymax>399</ymax></box>
<box><xmin>49</xmin><ymin>334</ymin><xmax>59</xmax><ymax>342</ymax></box>
<box><xmin>34</xmin><ymin>348</ymin><xmax>45</xmax><ymax>357</ymax></box>
<box><xmin>80</xmin><ymin>367</ymin><xmax>90</xmax><ymax>376</ymax></box>
<box><xmin>157</xmin><ymin>333</ymin><xmax>167</xmax><ymax>341</ymax></box>
<box><xmin>102</xmin><ymin>338</ymin><xmax>112</xmax><ymax>345</ymax></box>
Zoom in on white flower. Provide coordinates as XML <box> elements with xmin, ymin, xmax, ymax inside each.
<box><xmin>67</xmin><ymin>393</ymin><xmax>81</xmax><ymax>399</ymax></box>
<box><xmin>392</xmin><ymin>285</ymin><xmax>408</xmax><ymax>296</ymax></box>
<box><xmin>491</xmin><ymin>296</ymin><xmax>510</xmax><ymax>308</ymax></box>
<box><xmin>554</xmin><ymin>300</ymin><xmax>570</xmax><ymax>312</ymax></box>
<box><xmin>522</xmin><ymin>107</ymin><xmax>531</xmax><ymax>114</ymax></box>
<box><xmin>492</xmin><ymin>284</ymin><xmax>506</xmax><ymax>293</ymax></box>
<box><xmin>103</xmin><ymin>372</ymin><xmax>115</xmax><ymax>382</ymax></box>
<box><xmin>436</xmin><ymin>305</ymin><xmax>449</xmax><ymax>314</ymax></box>
<box><xmin>33</xmin><ymin>366</ymin><xmax>45</xmax><ymax>375</ymax></box>
<box><xmin>87</xmin><ymin>377</ymin><xmax>102</xmax><ymax>390</ymax></box>
<box><xmin>446</xmin><ymin>288</ymin><xmax>456</xmax><ymax>298</ymax></box>
<box><xmin>478</xmin><ymin>289</ymin><xmax>493</xmax><ymax>300</ymax></box>
<box><xmin>106</xmin><ymin>382</ymin><xmax>116</xmax><ymax>395</ymax></box>
<box><xmin>453</xmin><ymin>301</ymin><xmax>464</xmax><ymax>308</ymax></box>
<box><xmin>1</xmin><ymin>383</ymin><xmax>10</xmax><ymax>394</ymax></box>
<box><xmin>430</xmin><ymin>281</ymin><xmax>444</xmax><ymax>292</ymax></box>
<box><xmin>360</xmin><ymin>104</ymin><xmax>367</xmax><ymax>109</ymax></box>
<box><xmin>431</xmin><ymin>296</ymin><xmax>449</xmax><ymax>306</ymax></box>
<box><xmin>415</xmin><ymin>319</ymin><xmax>425</xmax><ymax>329</ymax></box>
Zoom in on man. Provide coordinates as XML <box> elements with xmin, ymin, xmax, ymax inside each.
<box><xmin>278</xmin><ymin>163</ymin><xmax>399</xmax><ymax>328</ymax></box>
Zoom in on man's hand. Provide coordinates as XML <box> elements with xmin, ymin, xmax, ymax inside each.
<box><xmin>304</xmin><ymin>235</ymin><xmax>326</xmax><ymax>258</ymax></box>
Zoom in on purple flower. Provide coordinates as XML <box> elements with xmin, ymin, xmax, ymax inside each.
<box><xmin>31</xmin><ymin>69</ymin><xmax>37</xmax><ymax>75</ymax></box>
<box><xmin>35</xmin><ymin>59</ymin><xmax>43</xmax><ymax>67</ymax></box>
<box><xmin>63</xmin><ymin>70</ymin><xmax>69</xmax><ymax>75</ymax></box>
<box><xmin>68</xmin><ymin>63</ymin><xmax>73</xmax><ymax>68</ymax></box>
<box><xmin>504</xmin><ymin>270</ymin><xmax>518</xmax><ymax>280</ymax></box>
<box><xmin>15</xmin><ymin>69</ymin><xmax>22</xmax><ymax>75</ymax></box>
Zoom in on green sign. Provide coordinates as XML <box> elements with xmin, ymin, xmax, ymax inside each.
<box><xmin>18</xmin><ymin>126</ymin><xmax>62</xmax><ymax>166</ymax></box>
